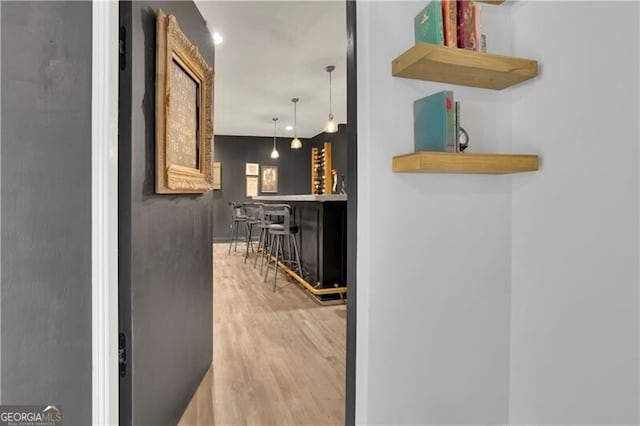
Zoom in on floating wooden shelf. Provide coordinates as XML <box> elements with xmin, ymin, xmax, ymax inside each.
<box><xmin>476</xmin><ymin>0</ymin><xmax>505</xmax><ymax>4</ymax></box>
<box><xmin>392</xmin><ymin>43</ymin><xmax>538</xmax><ymax>90</ymax></box>
<box><xmin>392</xmin><ymin>152</ymin><xmax>539</xmax><ymax>174</ymax></box>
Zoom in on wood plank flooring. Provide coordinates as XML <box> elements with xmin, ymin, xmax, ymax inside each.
<box><xmin>179</xmin><ymin>243</ymin><xmax>346</xmax><ymax>426</ymax></box>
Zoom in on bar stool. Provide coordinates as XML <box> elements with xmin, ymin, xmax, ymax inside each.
<box><xmin>263</xmin><ymin>204</ymin><xmax>303</xmax><ymax>292</ymax></box>
<box><xmin>254</xmin><ymin>203</ymin><xmax>273</xmax><ymax>273</ymax></box>
<box><xmin>254</xmin><ymin>204</ymin><xmax>285</xmax><ymax>274</ymax></box>
<box><xmin>241</xmin><ymin>202</ymin><xmax>261</xmax><ymax>264</ymax></box>
<box><xmin>228</xmin><ymin>201</ymin><xmax>246</xmax><ymax>255</ymax></box>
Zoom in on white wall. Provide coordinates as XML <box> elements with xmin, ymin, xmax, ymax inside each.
<box><xmin>509</xmin><ymin>2</ymin><xmax>639</xmax><ymax>424</ymax></box>
<box><xmin>357</xmin><ymin>1</ymin><xmax>640</xmax><ymax>424</ymax></box>
<box><xmin>357</xmin><ymin>2</ymin><xmax>514</xmax><ymax>424</ymax></box>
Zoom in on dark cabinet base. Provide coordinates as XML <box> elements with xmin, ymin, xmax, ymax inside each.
<box><xmin>295</xmin><ymin>201</ymin><xmax>347</xmax><ymax>286</ymax></box>
<box><xmin>263</xmin><ymin>200</ymin><xmax>347</xmax><ymax>301</ymax></box>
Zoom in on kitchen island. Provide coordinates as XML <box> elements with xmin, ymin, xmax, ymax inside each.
<box><xmin>253</xmin><ymin>194</ymin><xmax>347</xmax><ymax>301</ymax></box>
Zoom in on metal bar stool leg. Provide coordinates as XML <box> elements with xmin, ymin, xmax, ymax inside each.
<box><xmin>230</xmin><ymin>221</ymin><xmax>241</xmax><ymax>254</ymax></box>
<box><xmin>254</xmin><ymin>227</ymin><xmax>264</xmax><ymax>268</ymax></box>
<box><xmin>234</xmin><ymin>222</ymin><xmax>241</xmax><ymax>252</ymax></box>
<box><xmin>228</xmin><ymin>221</ymin><xmax>235</xmax><ymax>255</ymax></box>
<box><xmin>260</xmin><ymin>231</ymin><xmax>271</xmax><ymax>276</ymax></box>
<box><xmin>244</xmin><ymin>223</ymin><xmax>249</xmax><ymax>261</ymax></box>
<box><xmin>244</xmin><ymin>222</ymin><xmax>253</xmax><ymax>264</ymax></box>
<box><xmin>264</xmin><ymin>234</ymin><xmax>275</xmax><ymax>283</ymax></box>
<box><xmin>273</xmin><ymin>235</ymin><xmax>281</xmax><ymax>292</ymax></box>
<box><xmin>289</xmin><ymin>234</ymin><xmax>302</xmax><ymax>278</ymax></box>
<box><xmin>261</xmin><ymin>228</ymin><xmax>268</xmax><ymax>265</ymax></box>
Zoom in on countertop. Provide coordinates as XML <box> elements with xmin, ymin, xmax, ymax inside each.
<box><xmin>252</xmin><ymin>194</ymin><xmax>347</xmax><ymax>202</ymax></box>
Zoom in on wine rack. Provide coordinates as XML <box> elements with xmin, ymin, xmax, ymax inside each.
<box><xmin>311</xmin><ymin>142</ymin><xmax>332</xmax><ymax>194</ymax></box>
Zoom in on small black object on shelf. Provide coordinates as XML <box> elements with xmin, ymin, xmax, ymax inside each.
<box><xmin>458</xmin><ymin>127</ymin><xmax>469</xmax><ymax>153</ymax></box>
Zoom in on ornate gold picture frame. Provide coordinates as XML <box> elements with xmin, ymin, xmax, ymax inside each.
<box><xmin>261</xmin><ymin>165</ymin><xmax>278</xmax><ymax>193</ymax></box>
<box><xmin>156</xmin><ymin>10</ymin><xmax>214</xmax><ymax>194</ymax></box>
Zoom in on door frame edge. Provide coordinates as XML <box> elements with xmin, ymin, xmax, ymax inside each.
<box><xmin>91</xmin><ymin>1</ymin><xmax>120</xmax><ymax>424</ymax></box>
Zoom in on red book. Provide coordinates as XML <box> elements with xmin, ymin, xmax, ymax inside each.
<box><xmin>442</xmin><ymin>0</ymin><xmax>457</xmax><ymax>48</ymax></box>
<box><xmin>457</xmin><ymin>0</ymin><xmax>477</xmax><ymax>50</ymax></box>
<box><xmin>473</xmin><ymin>2</ymin><xmax>482</xmax><ymax>51</ymax></box>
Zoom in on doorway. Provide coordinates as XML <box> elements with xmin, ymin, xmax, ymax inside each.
<box><xmin>116</xmin><ymin>1</ymin><xmax>358</xmax><ymax>425</ymax></box>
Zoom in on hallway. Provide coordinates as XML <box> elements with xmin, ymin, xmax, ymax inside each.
<box><xmin>179</xmin><ymin>243</ymin><xmax>346</xmax><ymax>425</ymax></box>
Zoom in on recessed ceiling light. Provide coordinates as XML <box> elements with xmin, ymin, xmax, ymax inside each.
<box><xmin>212</xmin><ymin>32</ymin><xmax>223</xmax><ymax>45</ymax></box>
<box><xmin>285</xmin><ymin>125</ymin><xmax>293</xmax><ymax>131</ymax></box>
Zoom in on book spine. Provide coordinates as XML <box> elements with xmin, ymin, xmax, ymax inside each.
<box><xmin>445</xmin><ymin>92</ymin><xmax>456</xmax><ymax>152</ymax></box>
<box><xmin>457</xmin><ymin>0</ymin><xmax>476</xmax><ymax>50</ymax></box>
<box><xmin>455</xmin><ymin>101</ymin><xmax>460</xmax><ymax>152</ymax></box>
<box><xmin>456</xmin><ymin>0</ymin><xmax>464</xmax><ymax>48</ymax></box>
<box><xmin>473</xmin><ymin>2</ymin><xmax>482</xmax><ymax>51</ymax></box>
<box><xmin>435</xmin><ymin>0</ymin><xmax>445</xmax><ymax>45</ymax></box>
<box><xmin>442</xmin><ymin>0</ymin><xmax>457</xmax><ymax>47</ymax></box>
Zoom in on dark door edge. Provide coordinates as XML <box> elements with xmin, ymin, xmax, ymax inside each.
<box><xmin>345</xmin><ymin>1</ymin><xmax>357</xmax><ymax>425</ymax></box>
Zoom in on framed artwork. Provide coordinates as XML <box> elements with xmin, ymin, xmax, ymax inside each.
<box><xmin>261</xmin><ymin>165</ymin><xmax>278</xmax><ymax>193</ymax></box>
<box><xmin>246</xmin><ymin>176</ymin><xmax>259</xmax><ymax>197</ymax></box>
<box><xmin>155</xmin><ymin>10</ymin><xmax>214</xmax><ymax>194</ymax></box>
<box><xmin>245</xmin><ymin>163</ymin><xmax>259</xmax><ymax>176</ymax></box>
<box><xmin>212</xmin><ymin>162</ymin><xmax>221</xmax><ymax>190</ymax></box>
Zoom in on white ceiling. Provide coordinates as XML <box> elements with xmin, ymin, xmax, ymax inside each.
<box><xmin>194</xmin><ymin>1</ymin><xmax>347</xmax><ymax>139</ymax></box>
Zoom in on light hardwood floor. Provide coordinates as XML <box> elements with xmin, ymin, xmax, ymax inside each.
<box><xmin>179</xmin><ymin>243</ymin><xmax>346</xmax><ymax>426</ymax></box>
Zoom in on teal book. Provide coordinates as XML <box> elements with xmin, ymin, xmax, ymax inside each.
<box><xmin>414</xmin><ymin>1</ymin><xmax>445</xmax><ymax>45</ymax></box>
<box><xmin>413</xmin><ymin>91</ymin><xmax>456</xmax><ymax>152</ymax></box>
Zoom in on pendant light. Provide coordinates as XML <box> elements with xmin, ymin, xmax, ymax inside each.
<box><xmin>290</xmin><ymin>98</ymin><xmax>302</xmax><ymax>149</ymax></box>
<box><xmin>323</xmin><ymin>65</ymin><xmax>338</xmax><ymax>133</ymax></box>
<box><xmin>271</xmin><ymin>117</ymin><xmax>280</xmax><ymax>159</ymax></box>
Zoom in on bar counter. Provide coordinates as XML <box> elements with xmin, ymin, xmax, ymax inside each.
<box><xmin>253</xmin><ymin>194</ymin><xmax>347</xmax><ymax>300</ymax></box>
<box><xmin>253</xmin><ymin>194</ymin><xmax>347</xmax><ymax>202</ymax></box>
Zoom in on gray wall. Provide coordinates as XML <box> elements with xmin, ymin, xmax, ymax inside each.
<box><xmin>509</xmin><ymin>2</ymin><xmax>640</xmax><ymax>423</ymax></box>
<box><xmin>212</xmin><ymin>134</ymin><xmax>313</xmax><ymax>241</ymax></box>
<box><xmin>356</xmin><ymin>2</ymin><xmax>512</xmax><ymax>423</ymax></box>
<box><xmin>119</xmin><ymin>1</ymin><xmax>214</xmax><ymax>425</ymax></box>
<box><xmin>1</xmin><ymin>2</ymin><xmax>92</xmax><ymax>425</ymax></box>
<box><xmin>356</xmin><ymin>1</ymin><xmax>640</xmax><ymax>425</ymax></box>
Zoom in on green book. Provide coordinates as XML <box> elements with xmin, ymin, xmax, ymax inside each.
<box><xmin>413</xmin><ymin>91</ymin><xmax>456</xmax><ymax>152</ymax></box>
<box><xmin>414</xmin><ymin>1</ymin><xmax>444</xmax><ymax>45</ymax></box>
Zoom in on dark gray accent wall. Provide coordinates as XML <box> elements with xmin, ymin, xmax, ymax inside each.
<box><xmin>119</xmin><ymin>2</ymin><xmax>213</xmax><ymax>425</ymax></box>
<box><xmin>212</xmin><ymin>134</ymin><xmax>314</xmax><ymax>241</ymax></box>
<box><xmin>1</xmin><ymin>2</ymin><xmax>92</xmax><ymax>425</ymax></box>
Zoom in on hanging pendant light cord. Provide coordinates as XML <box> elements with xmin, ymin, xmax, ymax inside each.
<box><xmin>294</xmin><ymin>102</ymin><xmax>298</xmax><ymax>138</ymax></box>
<box><xmin>328</xmin><ymin>70</ymin><xmax>333</xmax><ymax>118</ymax></box>
<box><xmin>273</xmin><ymin>119</ymin><xmax>277</xmax><ymax>149</ymax></box>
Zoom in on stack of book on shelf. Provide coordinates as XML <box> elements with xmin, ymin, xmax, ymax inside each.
<box><xmin>414</xmin><ymin>90</ymin><xmax>463</xmax><ymax>153</ymax></box>
<box><xmin>414</xmin><ymin>0</ymin><xmax>484</xmax><ymax>52</ymax></box>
